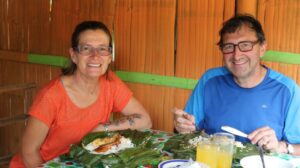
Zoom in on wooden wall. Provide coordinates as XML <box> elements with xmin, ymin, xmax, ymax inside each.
<box><xmin>258</xmin><ymin>0</ymin><xmax>300</xmax><ymax>84</ymax></box>
<box><xmin>0</xmin><ymin>0</ymin><xmax>300</xmax><ymax>163</ymax></box>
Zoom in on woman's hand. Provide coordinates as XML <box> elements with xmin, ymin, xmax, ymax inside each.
<box><xmin>172</xmin><ymin>108</ymin><xmax>196</xmax><ymax>133</ymax></box>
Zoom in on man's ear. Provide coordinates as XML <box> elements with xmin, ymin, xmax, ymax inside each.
<box><xmin>260</xmin><ymin>41</ymin><xmax>267</xmax><ymax>58</ymax></box>
<box><xmin>69</xmin><ymin>48</ymin><xmax>77</xmax><ymax>63</ymax></box>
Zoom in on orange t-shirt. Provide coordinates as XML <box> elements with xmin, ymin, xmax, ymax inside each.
<box><xmin>10</xmin><ymin>71</ymin><xmax>132</xmax><ymax>168</ymax></box>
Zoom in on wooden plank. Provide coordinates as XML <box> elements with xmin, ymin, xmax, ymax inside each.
<box><xmin>258</xmin><ymin>0</ymin><xmax>300</xmax><ymax>83</ymax></box>
<box><xmin>236</xmin><ymin>0</ymin><xmax>257</xmax><ymax>16</ymax></box>
<box><xmin>0</xmin><ymin>122</ymin><xmax>25</xmax><ymax>158</ymax></box>
<box><xmin>0</xmin><ymin>83</ymin><xmax>35</xmax><ymax>93</ymax></box>
<box><xmin>0</xmin><ymin>114</ymin><xmax>28</xmax><ymax>127</ymax></box>
<box><xmin>176</xmin><ymin>0</ymin><xmax>234</xmax><ymax>79</ymax></box>
<box><xmin>0</xmin><ymin>50</ymin><xmax>27</xmax><ymax>63</ymax></box>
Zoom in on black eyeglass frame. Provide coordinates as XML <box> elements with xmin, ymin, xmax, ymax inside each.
<box><xmin>219</xmin><ymin>40</ymin><xmax>260</xmax><ymax>54</ymax></box>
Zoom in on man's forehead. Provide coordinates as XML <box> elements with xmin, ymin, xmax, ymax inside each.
<box><xmin>223</xmin><ymin>25</ymin><xmax>257</xmax><ymax>40</ymax></box>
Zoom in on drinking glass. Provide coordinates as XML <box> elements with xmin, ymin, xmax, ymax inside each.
<box><xmin>196</xmin><ymin>139</ymin><xmax>218</xmax><ymax>168</ymax></box>
<box><xmin>213</xmin><ymin>132</ymin><xmax>235</xmax><ymax>168</ymax></box>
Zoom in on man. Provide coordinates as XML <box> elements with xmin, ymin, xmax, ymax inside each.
<box><xmin>173</xmin><ymin>14</ymin><xmax>300</xmax><ymax>155</ymax></box>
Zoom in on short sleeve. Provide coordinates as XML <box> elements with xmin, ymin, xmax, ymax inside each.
<box><xmin>29</xmin><ymin>83</ymin><xmax>58</xmax><ymax>127</ymax></box>
<box><xmin>283</xmin><ymin>84</ymin><xmax>300</xmax><ymax>143</ymax></box>
<box><xmin>109</xmin><ymin>72</ymin><xmax>133</xmax><ymax>112</ymax></box>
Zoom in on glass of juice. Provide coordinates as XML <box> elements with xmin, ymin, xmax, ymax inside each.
<box><xmin>196</xmin><ymin>139</ymin><xmax>218</xmax><ymax>168</ymax></box>
<box><xmin>213</xmin><ymin>132</ymin><xmax>235</xmax><ymax>168</ymax></box>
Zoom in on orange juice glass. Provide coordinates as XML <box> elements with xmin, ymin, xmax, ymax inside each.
<box><xmin>196</xmin><ymin>140</ymin><xmax>218</xmax><ymax>168</ymax></box>
<box><xmin>213</xmin><ymin>132</ymin><xmax>235</xmax><ymax>168</ymax></box>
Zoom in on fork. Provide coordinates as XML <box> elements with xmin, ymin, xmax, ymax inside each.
<box><xmin>256</xmin><ymin>145</ymin><xmax>266</xmax><ymax>168</ymax></box>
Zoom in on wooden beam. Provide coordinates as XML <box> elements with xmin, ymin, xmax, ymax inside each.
<box><xmin>0</xmin><ymin>114</ymin><xmax>28</xmax><ymax>127</ymax></box>
<box><xmin>0</xmin><ymin>83</ymin><xmax>36</xmax><ymax>93</ymax></box>
<box><xmin>0</xmin><ymin>50</ymin><xmax>28</xmax><ymax>63</ymax></box>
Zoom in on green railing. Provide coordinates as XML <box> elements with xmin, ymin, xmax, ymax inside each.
<box><xmin>27</xmin><ymin>50</ymin><xmax>300</xmax><ymax>90</ymax></box>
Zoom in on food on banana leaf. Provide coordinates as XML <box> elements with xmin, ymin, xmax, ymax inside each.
<box><xmin>63</xmin><ymin>129</ymin><xmax>165</xmax><ymax>168</ymax></box>
<box><xmin>84</xmin><ymin>134</ymin><xmax>121</xmax><ymax>151</ymax></box>
<box><xmin>163</xmin><ymin>132</ymin><xmax>204</xmax><ymax>160</ymax></box>
<box><xmin>163</xmin><ymin>132</ymin><xmax>261</xmax><ymax>163</ymax></box>
<box><xmin>83</xmin><ymin>133</ymin><xmax>134</xmax><ymax>155</ymax></box>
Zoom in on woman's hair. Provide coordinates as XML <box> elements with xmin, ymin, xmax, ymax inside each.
<box><xmin>62</xmin><ymin>21</ymin><xmax>112</xmax><ymax>76</ymax></box>
<box><xmin>217</xmin><ymin>14</ymin><xmax>266</xmax><ymax>46</ymax></box>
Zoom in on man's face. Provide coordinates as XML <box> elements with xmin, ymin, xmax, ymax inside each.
<box><xmin>221</xmin><ymin>25</ymin><xmax>266</xmax><ymax>81</ymax></box>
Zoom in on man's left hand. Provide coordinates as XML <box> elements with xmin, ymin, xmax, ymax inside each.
<box><xmin>248</xmin><ymin>126</ymin><xmax>279</xmax><ymax>152</ymax></box>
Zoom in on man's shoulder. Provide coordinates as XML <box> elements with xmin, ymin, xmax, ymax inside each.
<box><xmin>267</xmin><ymin>68</ymin><xmax>298</xmax><ymax>87</ymax></box>
<box><xmin>201</xmin><ymin>66</ymin><xmax>230</xmax><ymax>80</ymax></box>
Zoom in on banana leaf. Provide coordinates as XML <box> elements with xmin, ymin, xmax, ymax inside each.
<box><xmin>81</xmin><ymin>132</ymin><xmax>117</xmax><ymax>146</ymax></box>
<box><xmin>64</xmin><ymin>129</ymin><xmax>155</xmax><ymax>168</ymax></box>
<box><xmin>118</xmin><ymin>147</ymin><xmax>163</xmax><ymax>167</ymax></box>
<box><xmin>163</xmin><ymin>132</ymin><xmax>202</xmax><ymax>152</ymax></box>
<box><xmin>233</xmin><ymin>143</ymin><xmax>259</xmax><ymax>161</ymax></box>
<box><xmin>116</xmin><ymin>129</ymin><xmax>152</xmax><ymax>146</ymax></box>
<box><xmin>171</xmin><ymin>148</ymin><xmax>196</xmax><ymax>160</ymax></box>
<box><xmin>81</xmin><ymin>129</ymin><xmax>152</xmax><ymax>147</ymax></box>
<box><xmin>69</xmin><ymin>144</ymin><xmax>89</xmax><ymax>158</ymax></box>
<box><xmin>97</xmin><ymin>154</ymin><xmax>123</xmax><ymax>167</ymax></box>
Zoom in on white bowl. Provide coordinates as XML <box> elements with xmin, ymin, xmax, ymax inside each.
<box><xmin>240</xmin><ymin>155</ymin><xmax>294</xmax><ymax>168</ymax></box>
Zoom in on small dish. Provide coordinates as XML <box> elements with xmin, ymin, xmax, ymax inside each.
<box><xmin>158</xmin><ymin>159</ymin><xmax>189</xmax><ymax>168</ymax></box>
<box><xmin>240</xmin><ymin>155</ymin><xmax>294</xmax><ymax>168</ymax></box>
<box><xmin>158</xmin><ymin>159</ymin><xmax>208</xmax><ymax>168</ymax></box>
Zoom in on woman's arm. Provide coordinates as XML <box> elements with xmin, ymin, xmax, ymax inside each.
<box><xmin>92</xmin><ymin>97</ymin><xmax>152</xmax><ymax>132</ymax></box>
<box><xmin>21</xmin><ymin>117</ymin><xmax>49</xmax><ymax>168</ymax></box>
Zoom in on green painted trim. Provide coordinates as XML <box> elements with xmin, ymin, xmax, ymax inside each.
<box><xmin>26</xmin><ymin>50</ymin><xmax>300</xmax><ymax>90</ymax></box>
<box><xmin>115</xmin><ymin>71</ymin><xmax>198</xmax><ymax>90</ymax></box>
<box><xmin>28</xmin><ymin>54</ymin><xmax>68</xmax><ymax>67</ymax></box>
<box><xmin>262</xmin><ymin>51</ymin><xmax>300</xmax><ymax>64</ymax></box>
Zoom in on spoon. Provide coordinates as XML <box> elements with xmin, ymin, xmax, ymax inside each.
<box><xmin>221</xmin><ymin>126</ymin><xmax>266</xmax><ymax>168</ymax></box>
<box><xmin>221</xmin><ymin>126</ymin><xmax>248</xmax><ymax>138</ymax></box>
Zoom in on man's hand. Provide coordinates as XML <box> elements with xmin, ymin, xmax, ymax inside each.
<box><xmin>172</xmin><ymin>108</ymin><xmax>196</xmax><ymax>133</ymax></box>
<box><xmin>248</xmin><ymin>126</ymin><xmax>283</xmax><ymax>152</ymax></box>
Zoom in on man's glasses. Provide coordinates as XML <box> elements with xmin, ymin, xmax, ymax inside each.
<box><xmin>220</xmin><ymin>40</ymin><xmax>260</xmax><ymax>54</ymax></box>
<box><xmin>76</xmin><ymin>44</ymin><xmax>112</xmax><ymax>56</ymax></box>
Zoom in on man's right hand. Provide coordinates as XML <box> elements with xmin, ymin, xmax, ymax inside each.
<box><xmin>172</xmin><ymin>108</ymin><xmax>196</xmax><ymax>133</ymax></box>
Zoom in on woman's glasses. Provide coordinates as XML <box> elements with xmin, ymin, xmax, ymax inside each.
<box><xmin>76</xmin><ymin>44</ymin><xmax>112</xmax><ymax>56</ymax></box>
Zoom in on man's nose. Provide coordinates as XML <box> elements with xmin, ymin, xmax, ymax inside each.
<box><xmin>233</xmin><ymin>45</ymin><xmax>243</xmax><ymax>57</ymax></box>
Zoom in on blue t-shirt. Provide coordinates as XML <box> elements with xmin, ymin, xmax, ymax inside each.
<box><xmin>185</xmin><ymin>66</ymin><xmax>300</xmax><ymax>143</ymax></box>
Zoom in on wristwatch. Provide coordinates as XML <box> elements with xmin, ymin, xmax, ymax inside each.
<box><xmin>287</xmin><ymin>142</ymin><xmax>294</xmax><ymax>154</ymax></box>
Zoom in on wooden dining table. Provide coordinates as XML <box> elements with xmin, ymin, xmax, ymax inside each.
<box><xmin>38</xmin><ymin>130</ymin><xmax>300</xmax><ymax>168</ymax></box>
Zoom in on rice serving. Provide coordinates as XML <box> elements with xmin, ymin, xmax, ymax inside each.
<box><xmin>83</xmin><ymin>136</ymin><xmax>134</xmax><ymax>155</ymax></box>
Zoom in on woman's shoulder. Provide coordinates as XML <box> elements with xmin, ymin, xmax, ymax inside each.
<box><xmin>35</xmin><ymin>77</ymin><xmax>65</xmax><ymax>100</ymax></box>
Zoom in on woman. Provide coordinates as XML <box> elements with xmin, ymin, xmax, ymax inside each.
<box><xmin>10</xmin><ymin>21</ymin><xmax>152</xmax><ymax>168</ymax></box>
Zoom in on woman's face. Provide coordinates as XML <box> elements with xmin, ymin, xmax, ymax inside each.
<box><xmin>70</xmin><ymin>29</ymin><xmax>112</xmax><ymax>79</ymax></box>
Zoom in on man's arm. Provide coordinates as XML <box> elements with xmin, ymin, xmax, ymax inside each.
<box><xmin>248</xmin><ymin>126</ymin><xmax>300</xmax><ymax>156</ymax></box>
